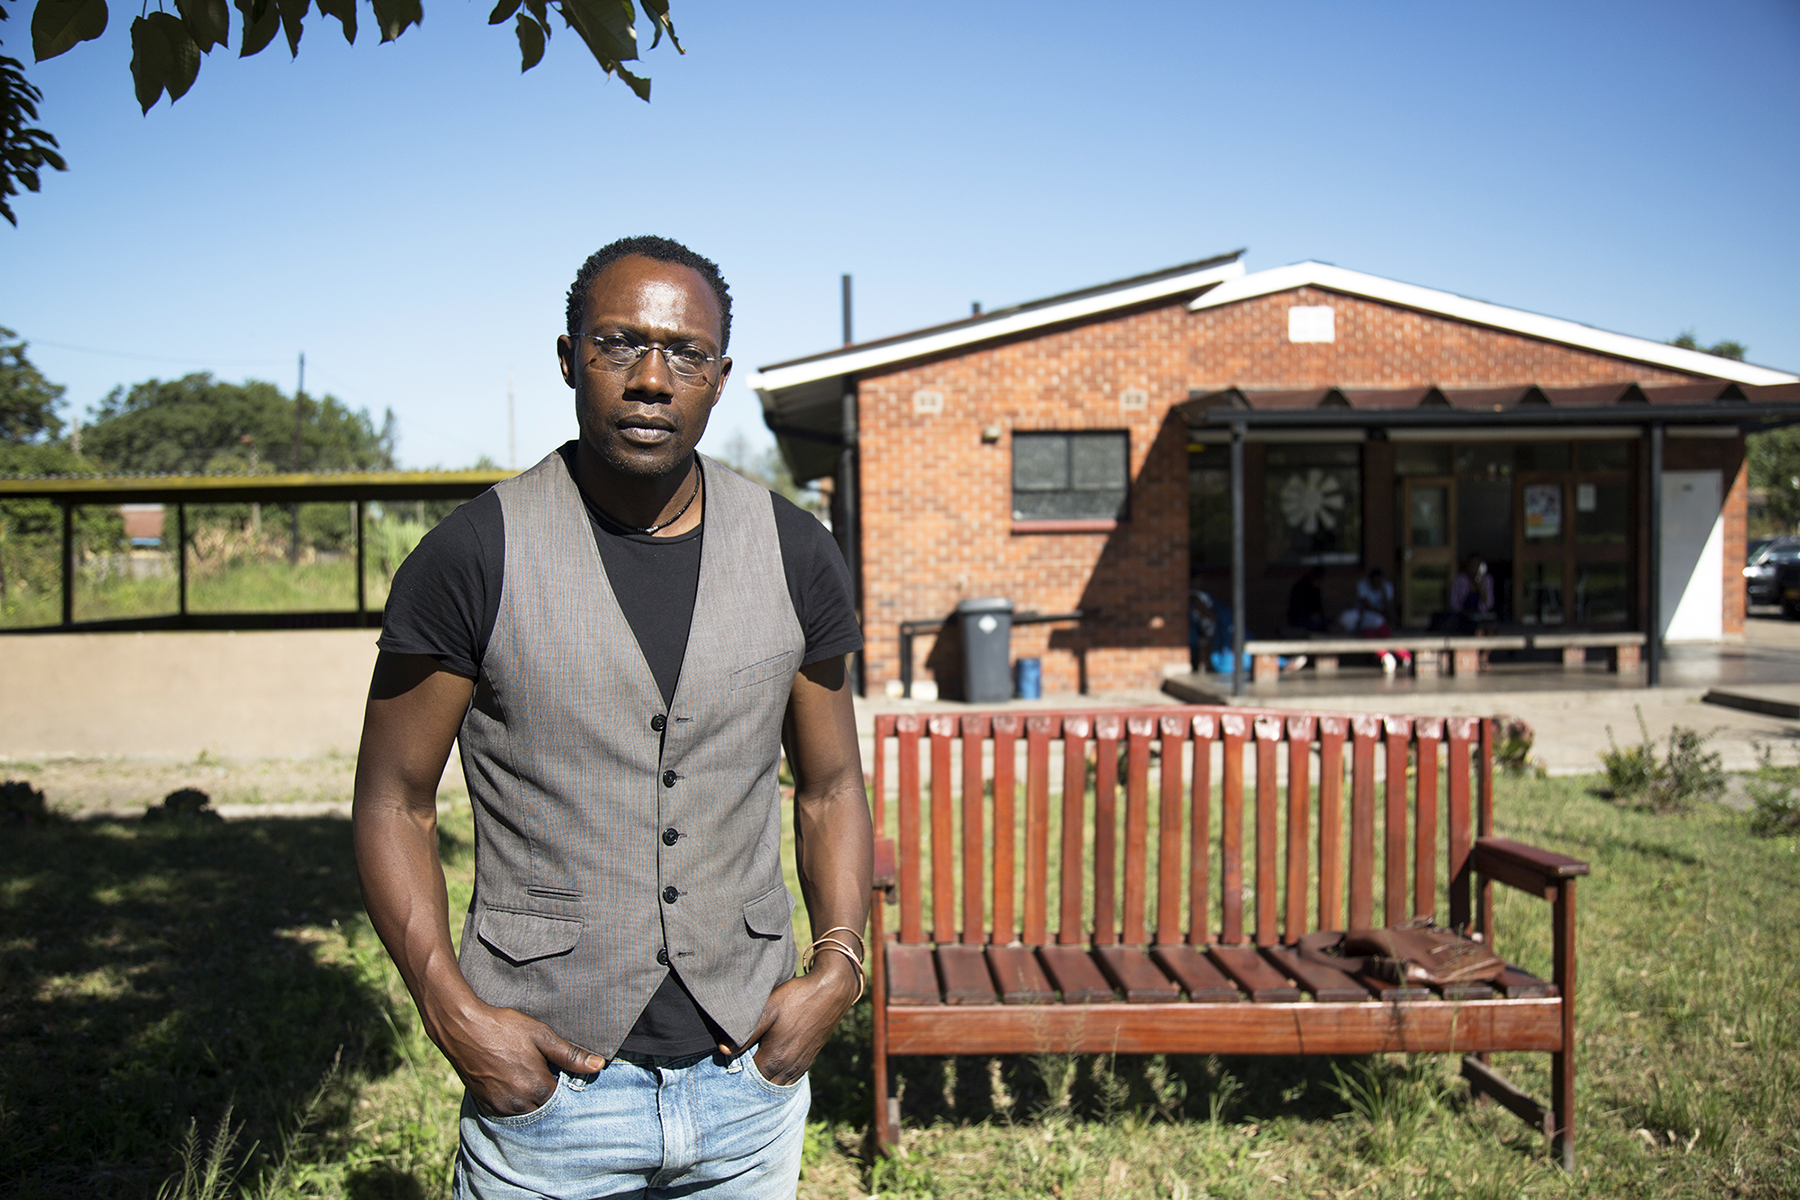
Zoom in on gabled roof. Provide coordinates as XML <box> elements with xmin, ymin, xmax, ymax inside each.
<box><xmin>1189</xmin><ymin>262</ymin><xmax>1798</xmax><ymax>387</ymax></box>
<box><xmin>748</xmin><ymin>251</ymin><xmax>1247</xmax><ymax>393</ymax></box>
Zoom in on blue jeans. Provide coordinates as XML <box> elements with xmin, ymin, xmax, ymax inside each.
<box><xmin>453</xmin><ymin>1047</ymin><xmax>809</xmax><ymax>1199</ymax></box>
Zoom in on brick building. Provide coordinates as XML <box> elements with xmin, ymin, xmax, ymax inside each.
<box><xmin>751</xmin><ymin>254</ymin><xmax>1800</xmax><ymax>696</ymax></box>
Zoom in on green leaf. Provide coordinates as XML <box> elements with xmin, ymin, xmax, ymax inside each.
<box><xmin>560</xmin><ymin>0</ymin><xmax>638</xmax><ymax>63</ymax></box>
<box><xmin>488</xmin><ymin>0</ymin><xmax>522</xmax><ymax>25</ymax></box>
<box><xmin>523</xmin><ymin>0</ymin><xmax>549</xmax><ymax>23</ymax></box>
<box><xmin>613</xmin><ymin>60</ymin><xmax>650</xmax><ymax>101</ymax></box>
<box><xmin>235</xmin><ymin>0</ymin><xmax>281</xmax><ymax>56</ymax></box>
<box><xmin>146</xmin><ymin>12</ymin><xmax>202</xmax><ymax>101</ymax></box>
<box><xmin>640</xmin><ymin>0</ymin><xmax>680</xmax><ymax>52</ymax></box>
<box><xmin>31</xmin><ymin>0</ymin><xmax>110</xmax><ymax>62</ymax></box>
<box><xmin>175</xmin><ymin>0</ymin><xmax>230</xmax><ymax>53</ymax></box>
<box><xmin>514</xmin><ymin>12</ymin><xmax>545</xmax><ymax>70</ymax></box>
<box><xmin>276</xmin><ymin>0</ymin><xmax>308</xmax><ymax>56</ymax></box>
<box><xmin>128</xmin><ymin>15</ymin><xmax>173</xmax><ymax>112</ymax></box>
<box><xmin>369</xmin><ymin>0</ymin><xmax>422</xmax><ymax>43</ymax></box>
<box><xmin>315</xmin><ymin>0</ymin><xmax>356</xmax><ymax>43</ymax></box>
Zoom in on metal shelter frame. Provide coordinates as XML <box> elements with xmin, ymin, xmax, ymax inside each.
<box><xmin>0</xmin><ymin>469</ymin><xmax>512</xmax><ymax>632</ymax></box>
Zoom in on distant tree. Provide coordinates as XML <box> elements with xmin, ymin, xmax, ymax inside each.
<box><xmin>0</xmin><ymin>336</ymin><xmax>97</xmax><ymax>616</ymax></box>
<box><xmin>1669</xmin><ymin>329</ymin><xmax>1747</xmax><ymax>362</ymax></box>
<box><xmin>1750</xmin><ymin>427</ymin><xmax>1800</xmax><ymax>535</ymax></box>
<box><xmin>3</xmin><ymin>0</ymin><xmax>681</xmax><ymax>223</ymax></box>
<box><xmin>711</xmin><ymin>429</ymin><xmax>823</xmax><ymax>516</ymax></box>
<box><xmin>1683</xmin><ymin>329</ymin><xmax>1800</xmax><ymax>534</ymax></box>
<box><xmin>0</xmin><ymin>324</ymin><xmax>63</xmax><ymax>443</ymax></box>
<box><xmin>82</xmin><ymin>373</ymin><xmax>393</xmax><ymax>474</ymax></box>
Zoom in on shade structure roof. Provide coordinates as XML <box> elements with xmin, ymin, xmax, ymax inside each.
<box><xmin>0</xmin><ymin>468</ymin><xmax>514</xmax><ymax>505</ymax></box>
<box><xmin>1178</xmin><ymin>381</ymin><xmax>1800</xmax><ymax>430</ymax></box>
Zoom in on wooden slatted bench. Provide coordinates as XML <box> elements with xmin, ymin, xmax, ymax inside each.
<box><xmin>868</xmin><ymin>708</ymin><xmax>1589</xmax><ymax>1169</ymax></box>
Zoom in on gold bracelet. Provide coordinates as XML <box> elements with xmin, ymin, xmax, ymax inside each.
<box><xmin>812</xmin><ymin>925</ymin><xmax>867</xmax><ymax>960</ymax></box>
<box><xmin>802</xmin><ymin>937</ymin><xmax>864</xmax><ymax>974</ymax></box>
<box><xmin>803</xmin><ymin>938</ymin><xmax>866</xmax><ymax>1003</ymax></box>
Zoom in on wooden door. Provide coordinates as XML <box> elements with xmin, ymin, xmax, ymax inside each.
<box><xmin>1402</xmin><ymin>476</ymin><xmax>1456</xmax><ymax>628</ymax></box>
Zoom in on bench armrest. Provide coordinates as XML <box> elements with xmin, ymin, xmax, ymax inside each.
<box><xmin>873</xmin><ymin>836</ymin><xmax>897</xmax><ymax>902</ymax></box>
<box><xmin>1474</xmin><ymin>836</ymin><xmax>1589</xmax><ymax>900</ymax></box>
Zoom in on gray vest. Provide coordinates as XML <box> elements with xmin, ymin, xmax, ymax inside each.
<box><xmin>455</xmin><ymin>450</ymin><xmax>804</xmax><ymax>1058</ymax></box>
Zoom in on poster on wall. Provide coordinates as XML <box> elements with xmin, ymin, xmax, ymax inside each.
<box><xmin>1524</xmin><ymin>484</ymin><xmax>1562</xmax><ymax>539</ymax></box>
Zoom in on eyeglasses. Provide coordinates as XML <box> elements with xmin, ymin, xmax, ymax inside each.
<box><xmin>581</xmin><ymin>333</ymin><xmax>721</xmax><ymax>381</ymax></box>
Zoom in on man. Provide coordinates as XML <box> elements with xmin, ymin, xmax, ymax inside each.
<box><xmin>1285</xmin><ymin>565</ymin><xmax>1328</xmax><ymax>634</ymax></box>
<box><xmin>352</xmin><ymin>236</ymin><xmax>871</xmax><ymax>1199</ymax></box>
<box><xmin>1449</xmin><ymin>552</ymin><xmax>1497</xmax><ymax>631</ymax></box>
<box><xmin>1339</xmin><ymin>567</ymin><xmax>1410</xmax><ymax>674</ymax></box>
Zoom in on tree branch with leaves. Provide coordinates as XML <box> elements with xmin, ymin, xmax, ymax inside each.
<box><xmin>1</xmin><ymin>0</ymin><xmax>679</xmax><ymax>223</ymax></box>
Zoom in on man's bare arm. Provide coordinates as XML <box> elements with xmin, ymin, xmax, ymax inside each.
<box><xmin>738</xmin><ymin>654</ymin><xmax>873</xmax><ymax>1084</ymax></box>
<box><xmin>352</xmin><ymin>651</ymin><xmax>603</xmax><ymax>1114</ymax></box>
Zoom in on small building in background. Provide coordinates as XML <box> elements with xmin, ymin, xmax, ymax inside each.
<box><xmin>753</xmin><ymin>253</ymin><xmax>1800</xmax><ymax>696</ymax></box>
<box><xmin>119</xmin><ymin>503</ymin><xmax>166</xmax><ymax>547</ymax></box>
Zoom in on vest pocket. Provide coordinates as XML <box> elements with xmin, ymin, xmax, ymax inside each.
<box><xmin>727</xmin><ymin>651</ymin><xmax>798</xmax><ymax>692</ymax></box>
<box><xmin>476</xmin><ymin>907</ymin><xmax>584</xmax><ymax>965</ymax></box>
<box><xmin>742</xmin><ymin>884</ymin><xmax>797</xmax><ymax>939</ymax></box>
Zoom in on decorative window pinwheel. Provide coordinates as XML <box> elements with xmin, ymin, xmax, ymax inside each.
<box><xmin>1278</xmin><ymin>469</ymin><xmax>1345</xmax><ymax>535</ymax></box>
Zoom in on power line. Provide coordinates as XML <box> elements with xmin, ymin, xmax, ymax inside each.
<box><xmin>13</xmin><ymin>333</ymin><xmax>290</xmax><ymax>369</ymax></box>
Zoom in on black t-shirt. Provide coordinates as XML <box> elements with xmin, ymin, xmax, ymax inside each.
<box><xmin>379</xmin><ymin>446</ymin><xmax>862</xmax><ymax>1055</ymax></box>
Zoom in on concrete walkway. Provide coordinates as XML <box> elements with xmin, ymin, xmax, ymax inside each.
<box><xmin>854</xmin><ymin>617</ymin><xmax>1800</xmax><ymax>776</ymax></box>
<box><xmin>9</xmin><ymin>619</ymin><xmax>1800</xmax><ymax>820</ymax></box>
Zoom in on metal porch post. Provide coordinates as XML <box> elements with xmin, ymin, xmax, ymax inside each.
<box><xmin>177</xmin><ymin>504</ymin><xmax>188</xmax><ymax>620</ymax></box>
<box><xmin>355</xmin><ymin>499</ymin><xmax>366</xmax><ymax>620</ymax></box>
<box><xmin>60</xmin><ymin>500</ymin><xmax>73</xmax><ymax>627</ymax></box>
<box><xmin>1230</xmin><ymin>421</ymin><xmax>1246</xmax><ymax>697</ymax></box>
<box><xmin>840</xmin><ymin>388</ymin><xmax>863</xmax><ymax>696</ymax></box>
<box><xmin>1646</xmin><ymin>422</ymin><xmax>1664</xmax><ymax>686</ymax></box>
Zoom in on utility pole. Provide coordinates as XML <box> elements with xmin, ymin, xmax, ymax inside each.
<box><xmin>507</xmin><ymin>369</ymin><xmax>517</xmax><ymax>470</ymax></box>
<box><xmin>841</xmin><ymin>274</ymin><xmax>853</xmax><ymax>345</ymax></box>
<box><xmin>290</xmin><ymin>352</ymin><xmax>304</xmax><ymax>566</ymax></box>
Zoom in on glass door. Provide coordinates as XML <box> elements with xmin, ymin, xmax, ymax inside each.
<box><xmin>1516</xmin><ymin>476</ymin><xmax>1568</xmax><ymax>624</ymax></box>
<box><xmin>1402</xmin><ymin>476</ymin><xmax>1456</xmax><ymax>627</ymax></box>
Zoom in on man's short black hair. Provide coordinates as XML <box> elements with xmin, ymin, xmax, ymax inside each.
<box><xmin>565</xmin><ymin>235</ymin><xmax>733</xmax><ymax>352</ymax></box>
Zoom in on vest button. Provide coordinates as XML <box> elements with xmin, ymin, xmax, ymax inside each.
<box><xmin>662</xmin><ymin>769</ymin><xmax>677</xmax><ymax>788</ymax></box>
<box><xmin>651</xmin><ymin>714</ymin><xmax>666</xmax><ymax>732</ymax></box>
<box><xmin>662</xmin><ymin>885</ymin><xmax>679</xmax><ymax>904</ymax></box>
<box><xmin>656</xmin><ymin>947</ymin><xmax>670</xmax><ymax>966</ymax></box>
<box><xmin>662</xmin><ymin>827</ymin><xmax>680</xmax><ymax>846</ymax></box>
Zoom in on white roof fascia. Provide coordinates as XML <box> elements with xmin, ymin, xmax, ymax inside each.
<box><xmin>1190</xmin><ymin>262</ymin><xmax>1799</xmax><ymax>386</ymax></box>
<box><xmin>750</xmin><ymin>258</ymin><xmax>1247</xmax><ymax>395</ymax></box>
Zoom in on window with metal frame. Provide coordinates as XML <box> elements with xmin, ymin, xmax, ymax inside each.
<box><xmin>1012</xmin><ymin>431</ymin><xmax>1130</xmax><ymax>522</ymax></box>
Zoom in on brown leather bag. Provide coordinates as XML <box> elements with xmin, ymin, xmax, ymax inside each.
<box><xmin>1298</xmin><ymin>918</ymin><xmax>1505</xmax><ymax>986</ymax></box>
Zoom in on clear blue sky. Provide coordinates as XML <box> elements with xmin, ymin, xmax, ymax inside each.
<box><xmin>4</xmin><ymin>0</ymin><xmax>1797</xmax><ymax>470</ymax></box>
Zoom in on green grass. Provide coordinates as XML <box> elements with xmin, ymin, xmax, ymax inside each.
<box><xmin>1</xmin><ymin>773</ymin><xmax>1795</xmax><ymax>1197</ymax></box>
<box><xmin>0</xmin><ymin>557</ymin><xmax>396</xmax><ymax>627</ymax></box>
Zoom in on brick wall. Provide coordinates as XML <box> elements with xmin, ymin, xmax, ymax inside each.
<box><xmin>857</xmin><ymin>285</ymin><xmax>1710</xmax><ymax>693</ymax></box>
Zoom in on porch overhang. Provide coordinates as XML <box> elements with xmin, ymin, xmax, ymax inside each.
<box><xmin>1182</xmin><ymin>382</ymin><xmax>1800</xmax><ymax>697</ymax></box>
<box><xmin>1180</xmin><ymin>382</ymin><xmax>1800</xmax><ymax>432</ymax></box>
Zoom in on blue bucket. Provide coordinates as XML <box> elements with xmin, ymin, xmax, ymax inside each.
<box><xmin>1014</xmin><ymin>657</ymin><xmax>1042</xmax><ymax>699</ymax></box>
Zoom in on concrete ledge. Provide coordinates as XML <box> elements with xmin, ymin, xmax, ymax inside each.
<box><xmin>1532</xmin><ymin>632</ymin><xmax>1647</xmax><ymax>648</ymax></box>
<box><xmin>1161</xmin><ymin>675</ymin><xmax>1232</xmax><ymax>705</ymax></box>
<box><xmin>1702</xmin><ymin>686</ymin><xmax>1800</xmax><ymax>720</ymax></box>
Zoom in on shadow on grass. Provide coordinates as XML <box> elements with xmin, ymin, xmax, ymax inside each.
<box><xmin>0</xmin><ymin>815</ymin><xmax>398</xmax><ymax>1199</ymax></box>
<box><xmin>803</xmin><ymin>1000</ymin><xmax>1408</xmax><ymax>1156</ymax></box>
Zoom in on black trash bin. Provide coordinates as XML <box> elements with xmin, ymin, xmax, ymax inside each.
<box><xmin>957</xmin><ymin>597</ymin><xmax>1014</xmax><ymax>704</ymax></box>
